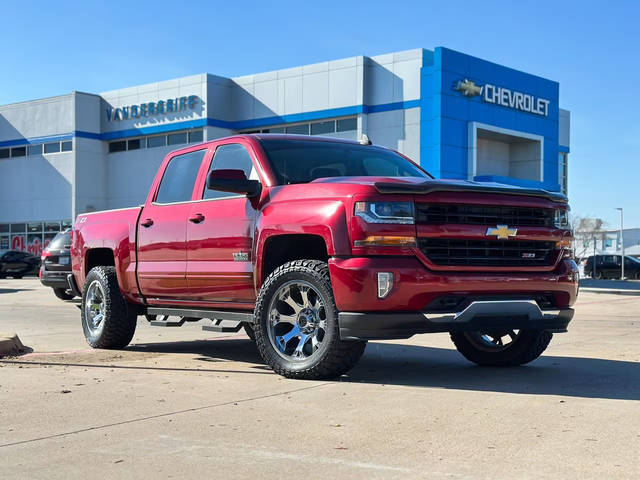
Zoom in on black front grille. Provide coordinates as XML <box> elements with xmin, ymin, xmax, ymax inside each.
<box><xmin>419</xmin><ymin>238</ymin><xmax>556</xmax><ymax>267</ymax></box>
<box><xmin>416</xmin><ymin>204</ymin><xmax>555</xmax><ymax>227</ymax></box>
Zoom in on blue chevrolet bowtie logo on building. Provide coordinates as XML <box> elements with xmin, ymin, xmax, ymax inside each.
<box><xmin>486</xmin><ymin>225</ymin><xmax>518</xmax><ymax>240</ymax></box>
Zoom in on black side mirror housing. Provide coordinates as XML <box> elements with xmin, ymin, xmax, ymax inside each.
<box><xmin>206</xmin><ymin>169</ymin><xmax>261</xmax><ymax>198</ymax></box>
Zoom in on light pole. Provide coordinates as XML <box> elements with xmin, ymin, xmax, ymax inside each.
<box><xmin>616</xmin><ymin>208</ymin><xmax>624</xmax><ymax>280</ymax></box>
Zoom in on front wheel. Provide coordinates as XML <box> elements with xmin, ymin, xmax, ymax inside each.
<box><xmin>81</xmin><ymin>266</ymin><xmax>137</xmax><ymax>349</ymax></box>
<box><xmin>253</xmin><ymin>260</ymin><xmax>367</xmax><ymax>379</ymax></box>
<box><xmin>450</xmin><ymin>329</ymin><xmax>552</xmax><ymax>366</ymax></box>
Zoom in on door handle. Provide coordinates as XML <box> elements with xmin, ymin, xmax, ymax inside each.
<box><xmin>189</xmin><ymin>213</ymin><xmax>205</xmax><ymax>224</ymax></box>
<box><xmin>141</xmin><ymin>218</ymin><xmax>154</xmax><ymax>228</ymax></box>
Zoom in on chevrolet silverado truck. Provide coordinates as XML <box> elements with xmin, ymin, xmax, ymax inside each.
<box><xmin>70</xmin><ymin>134</ymin><xmax>579</xmax><ymax>379</ymax></box>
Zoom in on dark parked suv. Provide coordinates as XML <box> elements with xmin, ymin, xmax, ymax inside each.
<box><xmin>40</xmin><ymin>229</ymin><xmax>75</xmax><ymax>300</ymax></box>
<box><xmin>0</xmin><ymin>250</ymin><xmax>41</xmax><ymax>278</ymax></box>
<box><xmin>584</xmin><ymin>254</ymin><xmax>640</xmax><ymax>279</ymax></box>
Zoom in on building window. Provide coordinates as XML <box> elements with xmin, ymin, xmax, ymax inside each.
<box><xmin>263</xmin><ymin>127</ymin><xmax>284</xmax><ymax>133</ymax></box>
<box><xmin>11</xmin><ymin>147</ymin><xmax>26</xmax><ymax>157</ymax></box>
<box><xmin>286</xmin><ymin>124</ymin><xmax>310</xmax><ymax>135</ymax></box>
<box><xmin>0</xmin><ymin>148</ymin><xmax>9</xmax><ymax>159</ymax></box>
<box><xmin>27</xmin><ymin>144</ymin><xmax>42</xmax><ymax>155</ymax></box>
<box><xmin>108</xmin><ymin>130</ymin><xmax>204</xmax><ymax>153</ymax></box>
<box><xmin>337</xmin><ymin>117</ymin><xmax>357</xmax><ymax>132</ymax></box>
<box><xmin>147</xmin><ymin>136</ymin><xmax>166</xmax><ymax>148</ymax></box>
<box><xmin>188</xmin><ymin>130</ymin><xmax>203</xmax><ymax>143</ymax></box>
<box><xmin>44</xmin><ymin>142</ymin><xmax>61</xmax><ymax>154</ymax></box>
<box><xmin>127</xmin><ymin>139</ymin><xmax>141</xmax><ymax>150</ymax></box>
<box><xmin>167</xmin><ymin>132</ymin><xmax>187</xmax><ymax>145</ymax></box>
<box><xmin>61</xmin><ymin>141</ymin><xmax>72</xmax><ymax>152</ymax></box>
<box><xmin>558</xmin><ymin>152</ymin><xmax>568</xmax><ymax>194</ymax></box>
<box><xmin>240</xmin><ymin>116</ymin><xmax>358</xmax><ymax>136</ymax></box>
<box><xmin>109</xmin><ymin>140</ymin><xmax>126</xmax><ymax>153</ymax></box>
<box><xmin>311</xmin><ymin>121</ymin><xmax>335</xmax><ymax>135</ymax></box>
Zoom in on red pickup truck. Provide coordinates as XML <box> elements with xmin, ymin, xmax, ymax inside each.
<box><xmin>70</xmin><ymin>134</ymin><xmax>578</xmax><ymax>379</ymax></box>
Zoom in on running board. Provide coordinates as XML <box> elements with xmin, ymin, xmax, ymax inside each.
<box><xmin>146</xmin><ymin>307</ymin><xmax>254</xmax><ymax>324</ymax></box>
<box><xmin>149</xmin><ymin>319</ymin><xmax>186</xmax><ymax>327</ymax></box>
<box><xmin>202</xmin><ymin>319</ymin><xmax>244</xmax><ymax>333</ymax></box>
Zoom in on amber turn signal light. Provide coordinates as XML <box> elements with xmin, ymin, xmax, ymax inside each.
<box><xmin>353</xmin><ymin>236</ymin><xmax>417</xmax><ymax>247</ymax></box>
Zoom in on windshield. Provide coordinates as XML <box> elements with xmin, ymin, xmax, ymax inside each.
<box><xmin>258</xmin><ymin>138</ymin><xmax>430</xmax><ymax>185</ymax></box>
<box><xmin>626</xmin><ymin>256</ymin><xmax>640</xmax><ymax>264</ymax></box>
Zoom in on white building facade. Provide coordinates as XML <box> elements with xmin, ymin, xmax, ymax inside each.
<box><xmin>0</xmin><ymin>47</ymin><xmax>570</xmax><ymax>254</ymax></box>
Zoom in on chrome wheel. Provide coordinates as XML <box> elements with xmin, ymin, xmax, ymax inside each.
<box><xmin>464</xmin><ymin>330</ymin><xmax>521</xmax><ymax>352</ymax></box>
<box><xmin>84</xmin><ymin>280</ymin><xmax>106</xmax><ymax>333</ymax></box>
<box><xmin>267</xmin><ymin>280</ymin><xmax>328</xmax><ymax>361</ymax></box>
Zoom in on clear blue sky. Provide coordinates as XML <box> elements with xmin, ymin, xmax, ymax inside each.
<box><xmin>2</xmin><ymin>0</ymin><xmax>638</xmax><ymax>228</ymax></box>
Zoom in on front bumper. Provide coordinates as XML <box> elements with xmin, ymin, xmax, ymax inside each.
<box><xmin>339</xmin><ymin>300</ymin><xmax>574</xmax><ymax>340</ymax></box>
<box><xmin>329</xmin><ymin>257</ymin><xmax>579</xmax><ymax>312</ymax></box>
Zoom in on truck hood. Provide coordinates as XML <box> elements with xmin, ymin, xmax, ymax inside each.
<box><xmin>310</xmin><ymin>176</ymin><xmax>568</xmax><ymax>203</ymax></box>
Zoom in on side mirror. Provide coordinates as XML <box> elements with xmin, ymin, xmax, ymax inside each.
<box><xmin>207</xmin><ymin>169</ymin><xmax>262</xmax><ymax>198</ymax></box>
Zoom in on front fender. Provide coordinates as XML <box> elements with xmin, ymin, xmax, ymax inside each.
<box><xmin>254</xmin><ymin>200</ymin><xmax>350</xmax><ymax>286</ymax></box>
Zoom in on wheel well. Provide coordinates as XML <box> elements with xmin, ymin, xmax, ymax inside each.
<box><xmin>262</xmin><ymin>234</ymin><xmax>328</xmax><ymax>281</ymax></box>
<box><xmin>85</xmin><ymin>248</ymin><xmax>115</xmax><ymax>275</ymax></box>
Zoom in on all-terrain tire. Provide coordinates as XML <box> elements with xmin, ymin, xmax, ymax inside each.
<box><xmin>243</xmin><ymin>323</ymin><xmax>256</xmax><ymax>341</ymax></box>
<box><xmin>53</xmin><ymin>287</ymin><xmax>74</xmax><ymax>300</ymax></box>
<box><xmin>81</xmin><ymin>266</ymin><xmax>137</xmax><ymax>349</ymax></box>
<box><xmin>450</xmin><ymin>329</ymin><xmax>552</xmax><ymax>367</ymax></box>
<box><xmin>253</xmin><ymin>260</ymin><xmax>367</xmax><ymax>379</ymax></box>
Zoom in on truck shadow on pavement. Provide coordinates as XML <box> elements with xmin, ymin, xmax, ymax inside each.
<box><xmin>345</xmin><ymin>342</ymin><xmax>640</xmax><ymax>401</ymax></box>
<box><xmin>126</xmin><ymin>338</ymin><xmax>639</xmax><ymax>401</ymax></box>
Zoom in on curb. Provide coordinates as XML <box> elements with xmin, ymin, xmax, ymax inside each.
<box><xmin>580</xmin><ymin>288</ymin><xmax>640</xmax><ymax>296</ymax></box>
<box><xmin>0</xmin><ymin>333</ymin><xmax>28</xmax><ymax>357</ymax></box>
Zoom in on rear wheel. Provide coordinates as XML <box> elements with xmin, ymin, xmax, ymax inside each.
<box><xmin>254</xmin><ymin>260</ymin><xmax>366</xmax><ymax>379</ymax></box>
<box><xmin>81</xmin><ymin>266</ymin><xmax>137</xmax><ymax>349</ymax></box>
<box><xmin>53</xmin><ymin>288</ymin><xmax>74</xmax><ymax>300</ymax></box>
<box><xmin>450</xmin><ymin>329</ymin><xmax>552</xmax><ymax>366</ymax></box>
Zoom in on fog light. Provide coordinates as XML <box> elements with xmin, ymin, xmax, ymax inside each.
<box><xmin>377</xmin><ymin>272</ymin><xmax>393</xmax><ymax>298</ymax></box>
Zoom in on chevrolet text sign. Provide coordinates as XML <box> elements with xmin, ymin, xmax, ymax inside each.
<box><xmin>455</xmin><ymin>79</ymin><xmax>550</xmax><ymax>117</ymax></box>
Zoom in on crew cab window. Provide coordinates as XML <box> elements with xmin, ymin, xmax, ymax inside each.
<box><xmin>203</xmin><ymin>144</ymin><xmax>257</xmax><ymax>200</ymax></box>
<box><xmin>155</xmin><ymin>149</ymin><xmax>206</xmax><ymax>204</ymax></box>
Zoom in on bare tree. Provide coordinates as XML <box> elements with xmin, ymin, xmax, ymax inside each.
<box><xmin>572</xmin><ymin>215</ymin><xmax>608</xmax><ymax>260</ymax></box>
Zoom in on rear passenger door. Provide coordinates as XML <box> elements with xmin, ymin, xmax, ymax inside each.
<box><xmin>137</xmin><ymin>147</ymin><xmax>209</xmax><ymax>300</ymax></box>
<box><xmin>185</xmin><ymin>142</ymin><xmax>260</xmax><ymax>305</ymax></box>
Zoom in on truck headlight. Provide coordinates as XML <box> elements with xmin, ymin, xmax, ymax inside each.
<box><xmin>554</xmin><ymin>210</ymin><xmax>569</xmax><ymax>228</ymax></box>
<box><xmin>354</xmin><ymin>202</ymin><xmax>414</xmax><ymax>224</ymax></box>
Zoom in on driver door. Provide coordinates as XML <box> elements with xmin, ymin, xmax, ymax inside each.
<box><xmin>185</xmin><ymin>141</ymin><xmax>260</xmax><ymax>305</ymax></box>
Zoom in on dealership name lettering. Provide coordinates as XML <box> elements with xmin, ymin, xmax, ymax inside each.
<box><xmin>105</xmin><ymin>95</ymin><xmax>198</xmax><ymax>122</ymax></box>
<box><xmin>455</xmin><ymin>79</ymin><xmax>550</xmax><ymax>116</ymax></box>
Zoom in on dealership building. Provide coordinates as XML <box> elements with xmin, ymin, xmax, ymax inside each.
<box><xmin>0</xmin><ymin>47</ymin><xmax>570</xmax><ymax>254</ymax></box>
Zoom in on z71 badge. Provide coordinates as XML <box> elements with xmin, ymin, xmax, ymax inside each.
<box><xmin>233</xmin><ymin>252</ymin><xmax>250</xmax><ymax>262</ymax></box>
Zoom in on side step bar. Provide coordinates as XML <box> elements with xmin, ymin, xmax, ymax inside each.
<box><xmin>146</xmin><ymin>307</ymin><xmax>254</xmax><ymax>323</ymax></box>
<box><xmin>202</xmin><ymin>319</ymin><xmax>244</xmax><ymax>333</ymax></box>
<box><xmin>145</xmin><ymin>307</ymin><xmax>254</xmax><ymax>333</ymax></box>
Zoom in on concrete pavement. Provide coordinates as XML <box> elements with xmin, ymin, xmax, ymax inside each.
<box><xmin>0</xmin><ymin>278</ymin><xmax>638</xmax><ymax>479</ymax></box>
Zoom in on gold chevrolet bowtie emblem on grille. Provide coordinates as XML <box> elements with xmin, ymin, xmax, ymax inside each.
<box><xmin>486</xmin><ymin>225</ymin><xmax>517</xmax><ymax>240</ymax></box>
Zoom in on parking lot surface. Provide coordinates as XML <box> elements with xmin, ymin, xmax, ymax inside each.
<box><xmin>1</xmin><ymin>278</ymin><xmax>638</xmax><ymax>479</ymax></box>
